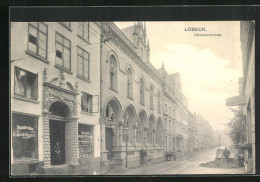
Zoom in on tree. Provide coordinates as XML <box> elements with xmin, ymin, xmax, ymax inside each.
<box><xmin>228</xmin><ymin>106</ymin><xmax>245</xmax><ymax>145</ymax></box>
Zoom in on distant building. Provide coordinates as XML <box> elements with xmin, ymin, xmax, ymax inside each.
<box><xmin>195</xmin><ymin>114</ymin><xmax>213</xmax><ymax>150</ymax></box>
<box><xmin>188</xmin><ymin>111</ymin><xmax>198</xmax><ymax>153</ymax></box>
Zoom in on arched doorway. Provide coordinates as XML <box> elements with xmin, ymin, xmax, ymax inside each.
<box><xmin>156</xmin><ymin>118</ymin><xmax>163</xmax><ymax>147</ymax></box>
<box><xmin>123</xmin><ymin>105</ymin><xmax>137</xmax><ymax>145</ymax></box>
<box><xmin>49</xmin><ymin>101</ymin><xmax>71</xmax><ymax>165</ymax></box>
<box><xmin>104</xmin><ymin>98</ymin><xmax>122</xmax><ymax>159</ymax></box>
<box><xmin>138</xmin><ymin>110</ymin><xmax>147</xmax><ymax>145</ymax></box>
<box><xmin>148</xmin><ymin>115</ymin><xmax>156</xmax><ymax>146</ymax></box>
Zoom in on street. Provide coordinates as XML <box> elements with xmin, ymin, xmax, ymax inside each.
<box><xmin>103</xmin><ymin>149</ymin><xmax>244</xmax><ymax>175</ymax></box>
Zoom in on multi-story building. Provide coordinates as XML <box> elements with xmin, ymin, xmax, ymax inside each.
<box><xmin>188</xmin><ymin>111</ymin><xmax>198</xmax><ymax>153</ymax></box>
<box><xmin>240</xmin><ymin>21</ymin><xmax>255</xmax><ymax>173</ymax></box>
<box><xmin>11</xmin><ymin>22</ymin><xmax>102</xmax><ymax>174</ymax></box>
<box><xmin>195</xmin><ymin>114</ymin><xmax>213</xmax><ymax>150</ymax></box>
<box><xmin>98</xmin><ymin>22</ymin><xmax>164</xmax><ymax>165</ymax></box>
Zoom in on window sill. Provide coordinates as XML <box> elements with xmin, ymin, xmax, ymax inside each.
<box><xmin>55</xmin><ymin>64</ymin><xmax>73</xmax><ymax>75</ymax></box>
<box><xmin>25</xmin><ymin>50</ymin><xmax>49</xmax><ymax>64</ymax></box>
<box><xmin>13</xmin><ymin>159</ymin><xmax>39</xmax><ymax>164</ymax></box>
<box><xmin>13</xmin><ymin>95</ymin><xmax>40</xmax><ymax>104</ymax></box>
<box><xmin>109</xmin><ymin>88</ymin><xmax>118</xmax><ymax>93</ymax></box>
<box><xmin>77</xmin><ymin>74</ymin><xmax>91</xmax><ymax>83</ymax></box>
<box><xmin>59</xmin><ymin>23</ymin><xmax>72</xmax><ymax>32</ymax></box>
<box><xmin>77</xmin><ymin>34</ymin><xmax>91</xmax><ymax>45</ymax></box>
<box><xmin>127</xmin><ymin>96</ymin><xmax>133</xmax><ymax>100</ymax></box>
<box><xmin>140</xmin><ymin>103</ymin><xmax>145</xmax><ymax>106</ymax></box>
<box><xmin>80</xmin><ymin>111</ymin><xmax>94</xmax><ymax>116</ymax></box>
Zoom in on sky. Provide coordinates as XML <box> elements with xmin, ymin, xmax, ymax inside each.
<box><xmin>115</xmin><ymin>21</ymin><xmax>242</xmax><ymax>131</ymax></box>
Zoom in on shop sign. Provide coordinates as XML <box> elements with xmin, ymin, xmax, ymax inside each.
<box><xmin>13</xmin><ymin>125</ymin><xmax>36</xmax><ymax>139</ymax></box>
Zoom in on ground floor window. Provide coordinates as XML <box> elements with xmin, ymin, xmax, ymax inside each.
<box><xmin>78</xmin><ymin>124</ymin><xmax>94</xmax><ymax>157</ymax></box>
<box><xmin>12</xmin><ymin>113</ymin><xmax>38</xmax><ymax>161</ymax></box>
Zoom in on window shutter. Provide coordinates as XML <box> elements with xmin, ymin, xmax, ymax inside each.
<box><xmin>92</xmin><ymin>95</ymin><xmax>99</xmax><ymax>113</ymax></box>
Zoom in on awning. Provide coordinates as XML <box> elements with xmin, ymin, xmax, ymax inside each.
<box><xmin>241</xmin><ymin>143</ymin><xmax>252</xmax><ymax>149</ymax></box>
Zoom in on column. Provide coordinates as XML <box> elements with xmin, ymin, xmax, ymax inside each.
<box><xmin>65</xmin><ymin>120</ymin><xmax>79</xmax><ymax>165</ymax></box>
<box><xmin>42</xmin><ymin>112</ymin><xmax>51</xmax><ymax>167</ymax></box>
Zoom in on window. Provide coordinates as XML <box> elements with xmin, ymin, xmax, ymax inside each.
<box><xmin>165</xmin><ymin>104</ymin><xmax>167</xmax><ymax>113</ymax></box>
<box><xmin>81</xmin><ymin>92</ymin><xmax>93</xmax><ymax>113</ymax></box>
<box><xmin>164</xmin><ymin>118</ymin><xmax>167</xmax><ymax>132</ymax></box>
<box><xmin>78</xmin><ymin>124</ymin><xmax>94</xmax><ymax>157</ymax></box>
<box><xmin>77</xmin><ymin>47</ymin><xmax>90</xmax><ymax>80</ymax></box>
<box><xmin>60</xmin><ymin>22</ymin><xmax>71</xmax><ymax>29</ymax></box>
<box><xmin>55</xmin><ymin>33</ymin><xmax>71</xmax><ymax>71</ymax></box>
<box><xmin>158</xmin><ymin>92</ymin><xmax>161</xmax><ymax>113</ymax></box>
<box><xmin>27</xmin><ymin>22</ymin><xmax>47</xmax><ymax>59</ymax></box>
<box><xmin>127</xmin><ymin>68</ymin><xmax>133</xmax><ymax>99</ymax></box>
<box><xmin>150</xmin><ymin>85</ymin><xmax>154</xmax><ymax>109</ymax></box>
<box><xmin>136</xmin><ymin>119</ymin><xmax>142</xmax><ymax>143</ymax></box>
<box><xmin>140</xmin><ymin>78</ymin><xmax>145</xmax><ymax>105</ymax></box>
<box><xmin>12</xmin><ymin>113</ymin><xmax>38</xmax><ymax>161</ymax></box>
<box><xmin>110</xmin><ymin>55</ymin><xmax>118</xmax><ymax>90</ymax></box>
<box><xmin>78</xmin><ymin>22</ymin><xmax>89</xmax><ymax>41</ymax></box>
<box><xmin>14</xmin><ymin>67</ymin><xmax>38</xmax><ymax>100</ymax></box>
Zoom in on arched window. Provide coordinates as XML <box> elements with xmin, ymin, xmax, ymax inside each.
<box><xmin>150</xmin><ymin>85</ymin><xmax>154</xmax><ymax>109</ymax></box>
<box><xmin>127</xmin><ymin>68</ymin><xmax>133</xmax><ymax>99</ymax></box>
<box><xmin>140</xmin><ymin>78</ymin><xmax>145</xmax><ymax>105</ymax></box>
<box><xmin>110</xmin><ymin>55</ymin><xmax>117</xmax><ymax>90</ymax></box>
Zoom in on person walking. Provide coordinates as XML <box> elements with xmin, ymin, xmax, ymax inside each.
<box><xmin>222</xmin><ymin>148</ymin><xmax>230</xmax><ymax>163</ymax></box>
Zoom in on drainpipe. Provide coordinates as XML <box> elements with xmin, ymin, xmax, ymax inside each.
<box><xmin>100</xmin><ymin>29</ymin><xmax>104</xmax><ymax>166</ymax></box>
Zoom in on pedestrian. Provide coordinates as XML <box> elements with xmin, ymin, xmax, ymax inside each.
<box><xmin>140</xmin><ymin>147</ymin><xmax>147</xmax><ymax>165</ymax></box>
<box><xmin>222</xmin><ymin>148</ymin><xmax>230</xmax><ymax>163</ymax></box>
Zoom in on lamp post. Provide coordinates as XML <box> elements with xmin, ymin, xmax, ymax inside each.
<box><xmin>123</xmin><ymin>125</ymin><xmax>129</xmax><ymax>168</ymax></box>
<box><xmin>219</xmin><ymin>134</ymin><xmax>221</xmax><ymax>149</ymax></box>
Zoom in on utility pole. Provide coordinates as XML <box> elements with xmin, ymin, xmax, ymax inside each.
<box><xmin>219</xmin><ymin>134</ymin><xmax>221</xmax><ymax>149</ymax></box>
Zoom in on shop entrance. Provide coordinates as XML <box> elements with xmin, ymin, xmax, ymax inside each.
<box><xmin>50</xmin><ymin>120</ymin><xmax>65</xmax><ymax>165</ymax></box>
<box><xmin>105</xmin><ymin>127</ymin><xmax>113</xmax><ymax>160</ymax></box>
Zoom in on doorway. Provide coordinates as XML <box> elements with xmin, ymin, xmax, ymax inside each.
<box><xmin>105</xmin><ymin>127</ymin><xmax>113</xmax><ymax>160</ymax></box>
<box><xmin>50</xmin><ymin>120</ymin><xmax>65</xmax><ymax>165</ymax></box>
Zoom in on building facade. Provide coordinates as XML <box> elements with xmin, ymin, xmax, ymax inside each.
<box><xmin>240</xmin><ymin>21</ymin><xmax>255</xmax><ymax>173</ymax></box>
<box><xmin>99</xmin><ymin>22</ymin><xmax>164</xmax><ymax>165</ymax></box>
<box><xmin>11</xmin><ymin>22</ymin><xmax>102</xmax><ymax>174</ymax></box>
<box><xmin>188</xmin><ymin>111</ymin><xmax>198</xmax><ymax>153</ymax></box>
<box><xmin>195</xmin><ymin>114</ymin><xmax>213</xmax><ymax>150</ymax></box>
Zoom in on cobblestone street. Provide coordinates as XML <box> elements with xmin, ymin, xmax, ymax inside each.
<box><xmin>102</xmin><ymin>149</ymin><xmax>244</xmax><ymax>175</ymax></box>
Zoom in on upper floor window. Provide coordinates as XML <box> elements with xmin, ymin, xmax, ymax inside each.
<box><xmin>110</xmin><ymin>55</ymin><xmax>117</xmax><ymax>91</ymax></box>
<box><xmin>14</xmin><ymin>67</ymin><xmax>38</xmax><ymax>100</ymax></box>
<box><xmin>27</xmin><ymin>22</ymin><xmax>47</xmax><ymax>59</ymax></box>
<box><xmin>78</xmin><ymin>22</ymin><xmax>89</xmax><ymax>41</ymax></box>
<box><xmin>81</xmin><ymin>92</ymin><xmax>93</xmax><ymax>113</ymax></box>
<box><xmin>165</xmin><ymin>104</ymin><xmax>167</xmax><ymax>113</ymax></box>
<box><xmin>77</xmin><ymin>47</ymin><xmax>90</xmax><ymax>80</ymax></box>
<box><xmin>127</xmin><ymin>68</ymin><xmax>133</xmax><ymax>99</ymax></box>
<box><xmin>60</xmin><ymin>22</ymin><xmax>71</xmax><ymax>29</ymax></box>
<box><xmin>55</xmin><ymin>33</ymin><xmax>71</xmax><ymax>71</ymax></box>
<box><xmin>150</xmin><ymin>85</ymin><xmax>154</xmax><ymax>109</ymax></box>
<box><xmin>140</xmin><ymin>78</ymin><xmax>145</xmax><ymax>105</ymax></box>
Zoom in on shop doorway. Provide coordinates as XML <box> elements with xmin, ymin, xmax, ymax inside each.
<box><xmin>105</xmin><ymin>127</ymin><xmax>113</xmax><ymax>160</ymax></box>
<box><xmin>50</xmin><ymin>120</ymin><xmax>65</xmax><ymax>165</ymax></box>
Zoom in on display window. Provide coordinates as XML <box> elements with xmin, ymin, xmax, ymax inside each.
<box><xmin>12</xmin><ymin>113</ymin><xmax>38</xmax><ymax>161</ymax></box>
<box><xmin>78</xmin><ymin>124</ymin><xmax>94</xmax><ymax>157</ymax></box>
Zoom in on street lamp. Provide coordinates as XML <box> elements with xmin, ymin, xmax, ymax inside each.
<box><xmin>123</xmin><ymin>125</ymin><xmax>129</xmax><ymax>168</ymax></box>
